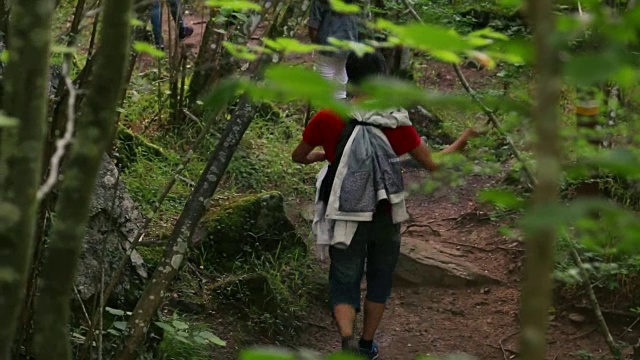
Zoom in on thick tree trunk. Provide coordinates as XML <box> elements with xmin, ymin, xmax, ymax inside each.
<box><xmin>0</xmin><ymin>0</ymin><xmax>56</xmax><ymax>357</ymax></box>
<box><xmin>115</xmin><ymin>78</ymin><xmax>254</xmax><ymax>360</ymax></box>
<box><xmin>31</xmin><ymin>0</ymin><xmax>133</xmax><ymax>358</ymax></box>
<box><xmin>518</xmin><ymin>0</ymin><xmax>562</xmax><ymax>359</ymax></box>
<box><xmin>13</xmin><ymin>2</ymin><xmax>91</xmax><ymax>353</ymax></box>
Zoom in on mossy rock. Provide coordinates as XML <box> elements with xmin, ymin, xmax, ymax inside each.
<box><xmin>193</xmin><ymin>192</ymin><xmax>306</xmax><ymax>270</ymax></box>
<box><xmin>115</xmin><ymin>125</ymin><xmax>167</xmax><ymax>170</ymax></box>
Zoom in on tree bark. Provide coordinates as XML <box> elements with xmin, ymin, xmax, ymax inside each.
<box><xmin>14</xmin><ymin>1</ymin><xmax>91</xmax><ymax>353</ymax></box>
<box><xmin>115</xmin><ymin>76</ymin><xmax>257</xmax><ymax>360</ymax></box>
<box><xmin>518</xmin><ymin>0</ymin><xmax>562</xmax><ymax>359</ymax></box>
<box><xmin>31</xmin><ymin>0</ymin><xmax>133</xmax><ymax>358</ymax></box>
<box><xmin>0</xmin><ymin>0</ymin><xmax>56</xmax><ymax>357</ymax></box>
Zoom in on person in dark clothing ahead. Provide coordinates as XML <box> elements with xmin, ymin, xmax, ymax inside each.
<box><xmin>291</xmin><ymin>52</ymin><xmax>479</xmax><ymax>359</ymax></box>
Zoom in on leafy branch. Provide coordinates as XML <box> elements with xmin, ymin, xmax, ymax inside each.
<box><xmin>400</xmin><ymin>0</ymin><xmax>536</xmax><ymax>188</ymax></box>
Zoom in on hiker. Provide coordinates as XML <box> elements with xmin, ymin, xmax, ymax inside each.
<box><xmin>291</xmin><ymin>52</ymin><xmax>479</xmax><ymax>359</ymax></box>
<box><xmin>151</xmin><ymin>0</ymin><xmax>194</xmax><ymax>50</ymax></box>
<box><xmin>307</xmin><ymin>0</ymin><xmax>358</xmax><ymax>100</ymax></box>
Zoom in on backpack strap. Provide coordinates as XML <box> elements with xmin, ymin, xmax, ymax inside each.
<box><xmin>318</xmin><ymin>118</ymin><xmax>360</xmax><ymax>204</ymax></box>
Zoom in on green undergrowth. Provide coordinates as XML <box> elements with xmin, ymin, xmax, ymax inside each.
<box><xmin>155</xmin><ymin>313</ymin><xmax>226</xmax><ymax>360</ymax></box>
<box><xmin>119</xmin><ymin>68</ymin><xmax>324</xmax><ymax>341</ymax></box>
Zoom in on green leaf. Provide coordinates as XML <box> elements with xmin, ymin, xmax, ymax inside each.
<box><xmin>104</xmin><ymin>307</ymin><xmax>126</xmax><ymax>316</ymax></box>
<box><xmin>239</xmin><ymin>347</ymin><xmax>297</xmax><ymax>360</ymax></box>
<box><xmin>0</xmin><ymin>50</ymin><xmax>8</xmax><ymax>62</ymax></box>
<box><xmin>154</xmin><ymin>321</ymin><xmax>175</xmax><ymax>333</ymax></box>
<box><xmin>497</xmin><ymin>0</ymin><xmax>522</xmax><ymax>10</ymax></box>
<box><xmin>0</xmin><ymin>113</ymin><xmax>18</xmax><ymax>128</ymax></box>
<box><xmin>564</xmin><ymin>52</ymin><xmax>621</xmax><ymax>86</ymax></box>
<box><xmin>585</xmin><ymin>148</ymin><xmax>640</xmax><ymax>177</ymax></box>
<box><xmin>130</xmin><ymin>17</ymin><xmax>144</xmax><ymax>27</ymax></box>
<box><xmin>326</xmin><ymin>352</ymin><xmax>364</xmax><ymax>359</ymax></box>
<box><xmin>358</xmin><ymin>77</ymin><xmax>468</xmax><ymax>110</ymax></box>
<box><xmin>327</xmin><ymin>38</ymin><xmax>375</xmax><ymax>57</ymax></box>
<box><xmin>193</xmin><ymin>336</ymin><xmax>208</xmax><ymax>345</ymax></box>
<box><xmin>478</xmin><ymin>189</ymin><xmax>524</xmax><ymax>209</ymax></box>
<box><xmin>248</xmin><ymin>64</ymin><xmax>348</xmax><ymax>113</ymax></box>
<box><xmin>171</xmin><ymin>320</ymin><xmax>189</xmax><ymax>330</ymax></box>
<box><xmin>197</xmin><ymin>331</ymin><xmax>227</xmax><ymax>346</ymax></box>
<box><xmin>431</xmin><ymin>49</ymin><xmax>461</xmax><ymax>63</ymax></box>
<box><xmin>223</xmin><ymin>41</ymin><xmax>260</xmax><ymax>60</ymax></box>
<box><xmin>469</xmin><ymin>28</ymin><xmax>510</xmax><ymax>41</ymax></box>
<box><xmin>133</xmin><ymin>41</ymin><xmax>164</xmax><ymax>58</ymax></box>
<box><xmin>263</xmin><ymin>38</ymin><xmax>332</xmax><ymax>55</ymax></box>
<box><xmin>373</xmin><ymin>19</ymin><xmax>472</xmax><ymax>56</ymax></box>
<box><xmin>328</xmin><ymin>0</ymin><xmax>360</xmax><ymax>14</ymax></box>
<box><xmin>174</xmin><ymin>335</ymin><xmax>192</xmax><ymax>344</ymax></box>
<box><xmin>113</xmin><ymin>321</ymin><xmax>127</xmax><ymax>330</ymax></box>
<box><xmin>207</xmin><ymin>0</ymin><xmax>262</xmax><ymax>11</ymax></box>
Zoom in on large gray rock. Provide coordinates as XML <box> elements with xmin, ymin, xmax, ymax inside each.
<box><xmin>75</xmin><ymin>155</ymin><xmax>148</xmax><ymax>307</ymax></box>
<box><xmin>395</xmin><ymin>237</ymin><xmax>500</xmax><ymax>287</ymax></box>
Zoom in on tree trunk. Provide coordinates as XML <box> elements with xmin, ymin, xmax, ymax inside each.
<box><xmin>31</xmin><ymin>0</ymin><xmax>133</xmax><ymax>358</ymax></box>
<box><xmin>186</xmin><ymin>12</ymin><xmax>219</xmax><ymax>108</ymax></box>
<box><xmin>14</xmin><ymin>1</ymin><xmax>91</xmax><ymax>353</ymax></box>
<box><xmin>115</xmin><ymin>77</ymin><xmax>254</xmax><ymax>360</ymax></box>
<box><xmin>0</xmin><ymin>0</ymin><xmax>56</xmax><ymax>357</ymax></box>
<box><xmin>518</xmin><ymin>0</ymin><xmax>562</xmax><ymax>360</ymax></box>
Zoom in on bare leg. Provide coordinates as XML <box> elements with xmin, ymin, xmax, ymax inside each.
<box><xmin>334</xmin><ymin>304</ymin><xmax>357</xmax><ymax>337</ymax></box>
<box><xmin>361</xmin><ymin>300</ymin><xmax>385</xmax><ymax>341</ymax></box>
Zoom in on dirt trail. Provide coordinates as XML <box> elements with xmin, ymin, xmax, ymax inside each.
<box><xmin>129</xmin><ymin>10</ymin><xmax>637</xmax><ymax>358</ymax></box>
<box><xmin>294</xmin><ymin>168</ymin><xmax>624</xmax><ymax>359</ymax></box>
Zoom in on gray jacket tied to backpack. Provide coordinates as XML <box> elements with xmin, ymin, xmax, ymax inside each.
<box><xmin>312</xmin><ymin>109</ymin><xmax>411</xmax><ymax>258</ymax></box>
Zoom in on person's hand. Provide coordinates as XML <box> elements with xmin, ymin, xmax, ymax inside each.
<box><xmin>307</xmin><ymin>150</ymin><xmax>326</xmax><ymax>164</ymax></box>
<box><xmin>461</xmin><ymin>127</ymin><xmax>483</xmax><ymax>139</ymax></box>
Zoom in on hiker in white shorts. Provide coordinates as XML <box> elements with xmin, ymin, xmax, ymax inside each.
<box><xmin>307</xmin><ymin>0</ymin><xmax>359</xmax><ymax>100</ymax></box>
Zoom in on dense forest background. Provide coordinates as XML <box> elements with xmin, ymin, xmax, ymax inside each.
<box><xmin>0</xmin><ymin>0</ymin><xmax>639</xmax><ymax>359</ymax></box>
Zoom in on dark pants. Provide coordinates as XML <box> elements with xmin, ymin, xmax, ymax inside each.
<box><xmin>150</xmin><ymin>0</ymin><xmax>184</xmax><ymax>47</ymax></box>
<box><xmin>329</xmin><ymin>208</ymin><xmax>401</xmax><ymax>312</ymax></box>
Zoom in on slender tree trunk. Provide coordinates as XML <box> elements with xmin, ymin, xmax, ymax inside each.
<box><xmin>115</xmin><ymin>77</ymin><xmax>256</xmax><ymax>360</ymax></box>
<box><xmin>0</xmin><ymin>0</ymin><xmax>56</xmax><ymax>357</ymax></box>
<box><xmin>186</xmin><ymin>12</ymin><xmax>220</xmax><ymax>107</ymax></box>
<box><xmin>32</xmin><ymin>0</ymin><xmax>133</xmax><ymax>358</ymax></box>
<box><xmin>518</xmin><ymin>0</ymin><xmax>562</xmax><ymax>360</ymax></box>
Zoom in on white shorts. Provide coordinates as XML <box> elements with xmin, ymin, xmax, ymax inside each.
<box><xmin>313</xmin><ymin>52</ymin><xmax>348</xmax><ymax>100</ymax></box>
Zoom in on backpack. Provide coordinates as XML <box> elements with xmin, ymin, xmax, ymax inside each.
<box><xmin>318</xmin><ymin>119</ymin><xmax>380</xmax><ymax>205</ymax></box>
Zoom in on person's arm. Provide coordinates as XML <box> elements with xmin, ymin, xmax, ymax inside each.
<box><xmin>440</xmin><ymin>128</ymin><xmax>479</xmax><ymax>154</ymax></box>
<box><xmin>409</xmin><ymin>128</ymin><xmax>480</xmax><ymax>172</ymax></box>
<box><xmin>292</xmin><ymin>141</ymin><xmax>326</xmax><ymax>164</ymax></box>
<box><xmin>409</xmin><ymin>142</ymin><xmax>439</xmax><ymax>172</ymax></box>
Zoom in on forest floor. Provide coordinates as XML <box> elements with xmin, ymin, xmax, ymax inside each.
<box><xmin>205</xmin><ymin>164</ymin><xmax>637</xmax><ymax>359</ymax></box>
<box><xmin>293</xmin><ymin>168</ymin><xmax>631</xmax><ymax>360</ymax></box>
<box><xmin>136</xmin><ymin>9</ymin><xmax>639</xmax><ymax>360</ymax></box>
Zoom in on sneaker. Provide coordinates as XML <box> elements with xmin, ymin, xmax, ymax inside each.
<box><xmin>341</xmin><ymin>337</ymin><xmax>359</xmax><ymax>354</ymax></box>
<box><xmin>359</xmin><ymin>342</ymin><xmax>379</xmax><ymax>360</ymax></box>
<box><xmin>179</xmin><ymin>25</ymin><xmax>194</xmax><ymax>40</ymax></box>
